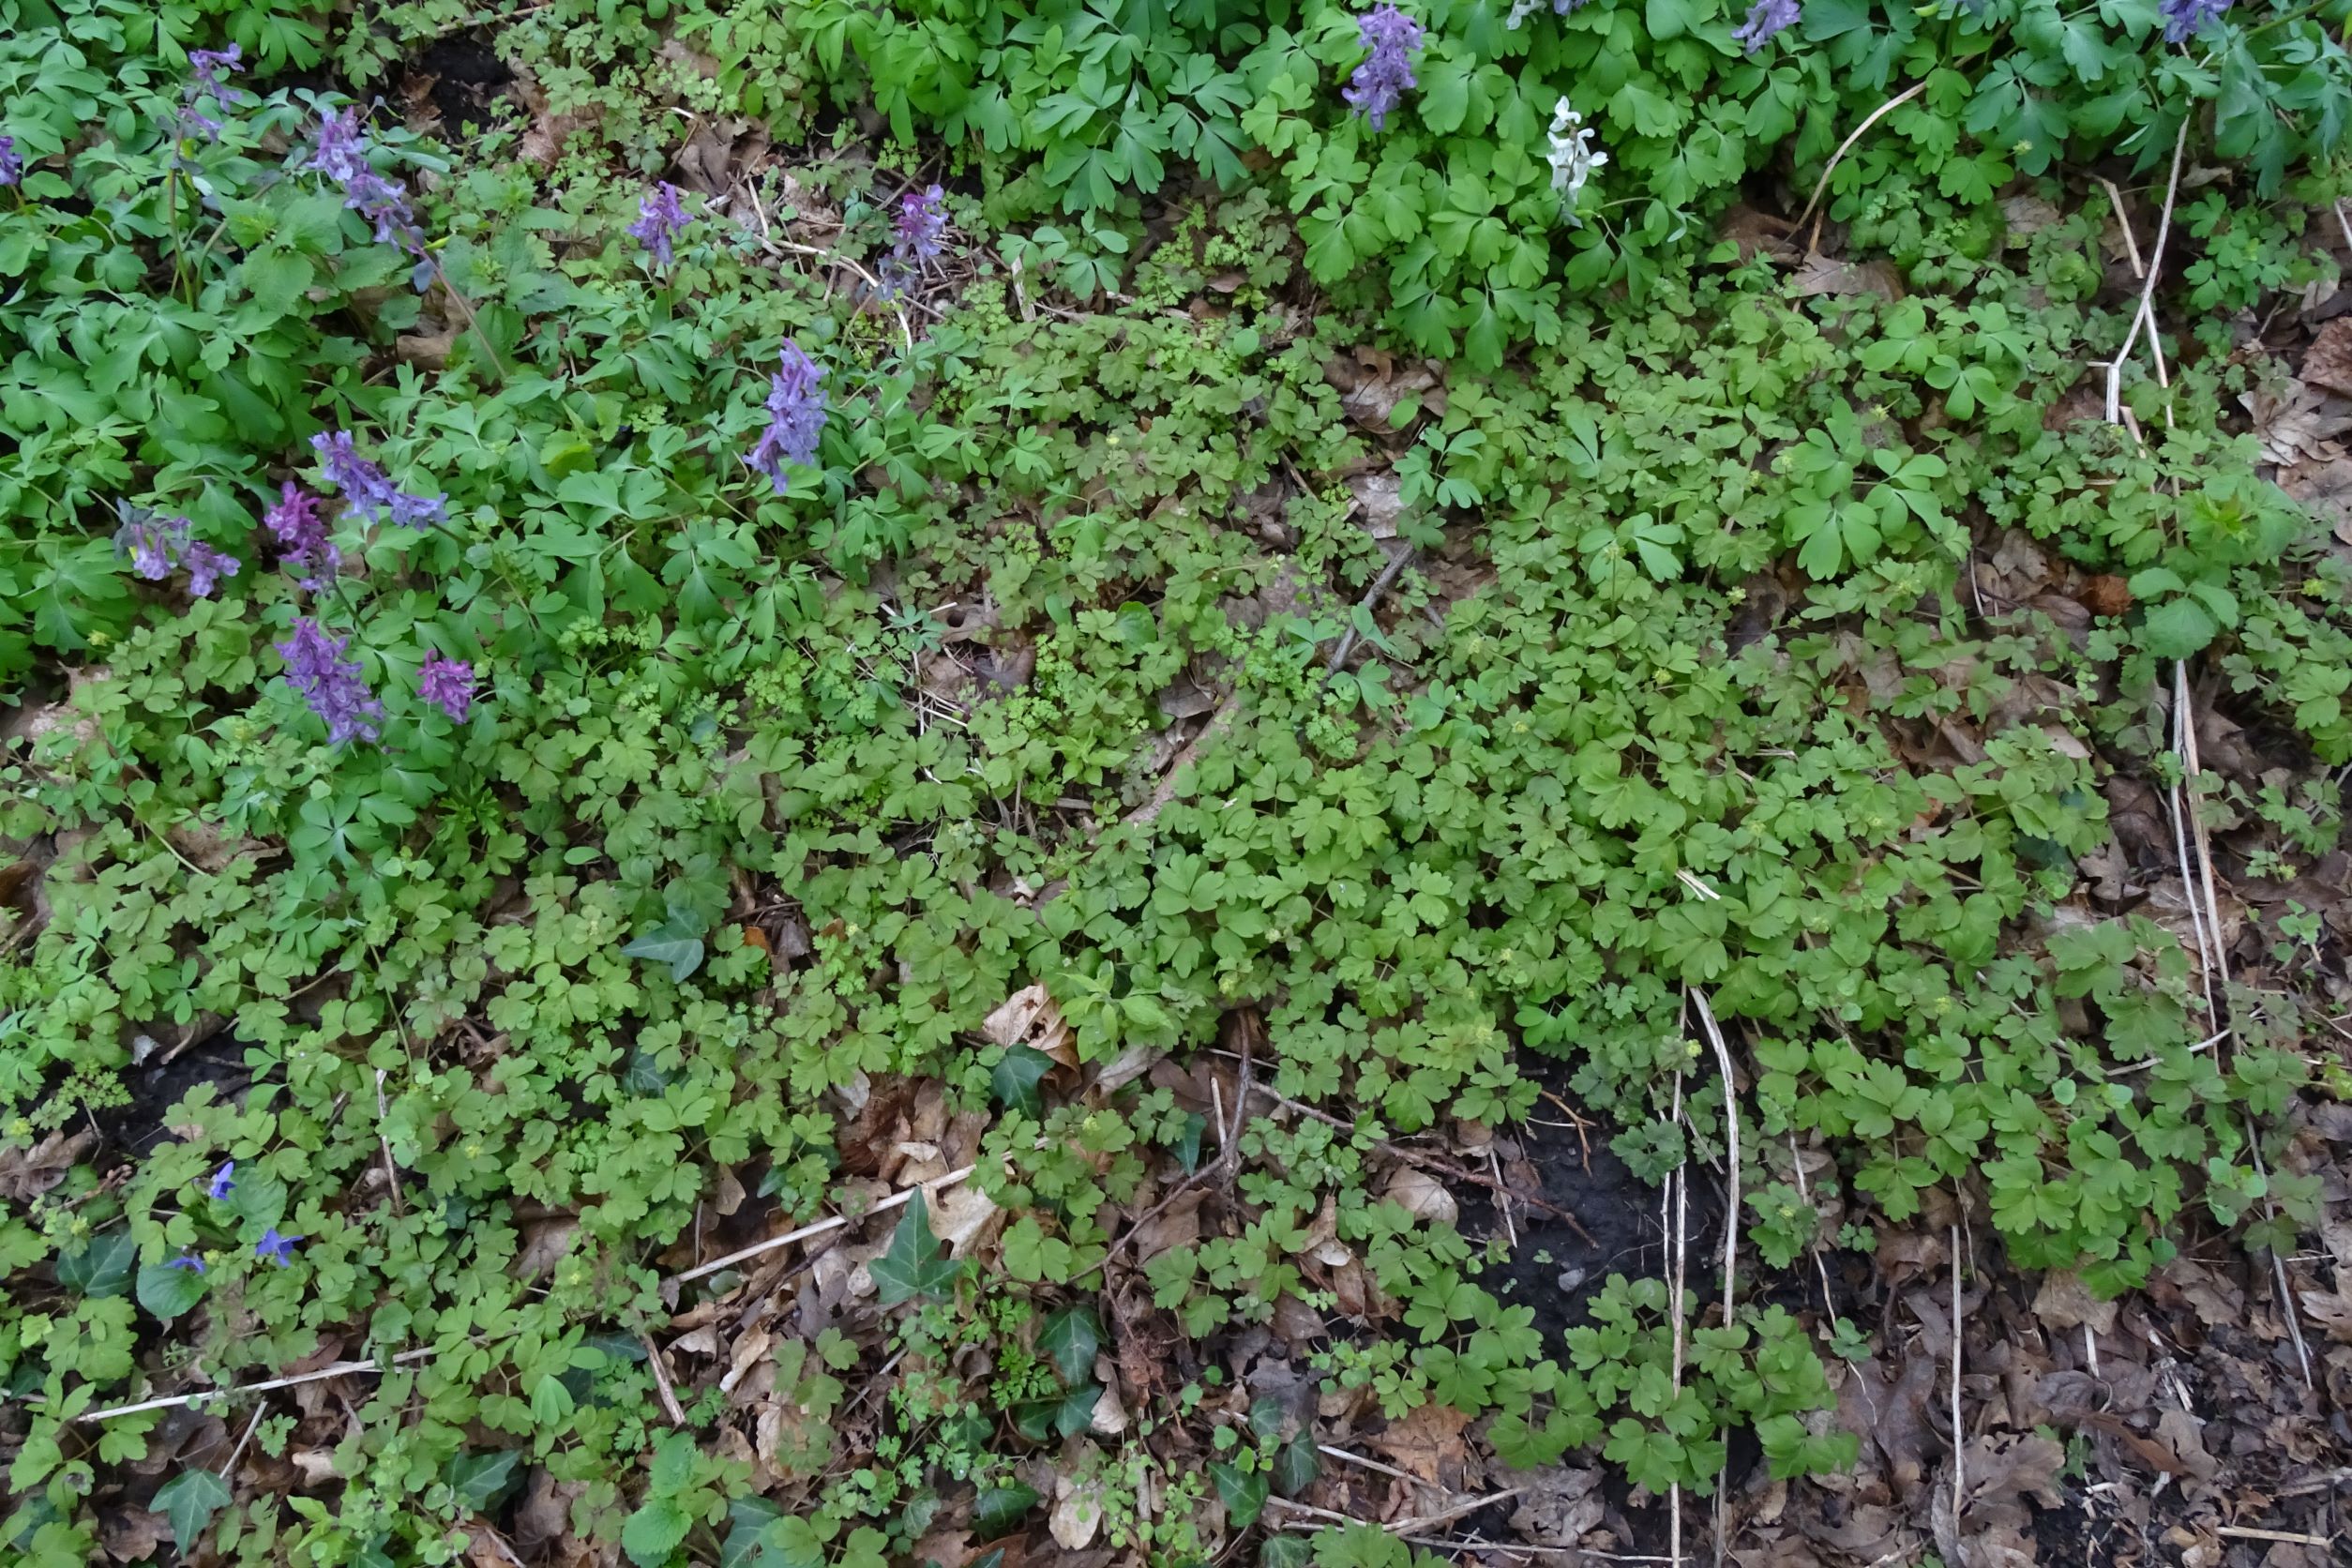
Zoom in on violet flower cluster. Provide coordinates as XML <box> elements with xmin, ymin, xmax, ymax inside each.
<box><xmin>880</xmin><ymin>184</ymin><xmax>948</xmax><ymax>294</ymax></box>
<box><xmin>1343</xmin><ymin>6</ymin><xmax>1425</xmax><ymax>132</ymax></box>
<box><xmin>748</xmin><ymin>339</ymin><xmax>828</xmax><ymax>491</ymax></box>
<box><xmin>1732</xmin><ymin>0</ymin><xmax>1802</xmax><ymax>53</ymax></box>
<box><xmin>264</xmin><ymin>481</ymin><xmax>341</xmax><ymax>591</ymax></box>
<box><xmin>1505</xmin><ymin>0</ymin><xmax>1590</xmax><ymax>24</ymax></box>
<box><xmin>276</xmin><ymin>618</ymin><xmax>384</xmax><ymax>746</ymax></box>
<box><xmin>416</xmin><ymin>657</ymin><xmax>475</xmax><ymax>723</ymax></box>
<box><xmin>309</xmin><ymin>108</ymin><xmax>428</xmax><ymax>277</ymax></box>
<box><xmin>628</xmin><ymin>182</ymin><xmax>691</xmax><ymax>266</ymax></box>
<box><xmin>2161</xmin><ymin>0</ymin><xmax>2228</xmax><ymax>40</ymax></box>
<box><xmin>0</xmin><ymin>137</ymin><xmax>23</xmax><ymax>188</ymax></box>
<box><xmin>113</xmin><ymin>502</ymin><xmax>240</xmax><ymax>597</ymax></box>
<box><xmin>179</xmin><ymin>45</ymin><xmax>242</xmax><ymax>141</ymax></box>
<box><xmin>311</xmin><ymin>430</ymin><xmax>446</xmax><ymax>530</ymax></box>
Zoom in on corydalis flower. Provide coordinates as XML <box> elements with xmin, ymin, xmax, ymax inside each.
<box><xmin>1732</xmin><ymin>0</ymin><xmax>1801</xmax><ymax>53</ymax></box>
<box><xmin>417</xmin><ymin>657</ymin><xmax>475</xmax><ymax>723</ymax></box>
<box><xmin>276</xmin><ymin>618</ymin><xmax>384</xmax><ymax>746</ymax></box>
<box><xmin>0</xmin><ymin>137</ymin><xmax>20</xmax><ymax>188</ymax></box>
<box><xmin>894</xmin><ymin>185</ymin><xmax>947</xmax><ymax>264</ymax></box>
<box><xmin>1343</xmin><ymin>6</ymin><xmax>1425</xmax><ymax>132</ymax></box>
<box><xmin>747</xmin><ymin>340</ymin><xmax>827</xmax><ymax>491</ymax></box>
<box><xmin>1546</xmin><ymin>99</ymin><xmax>1608</xmax><ymax>214</ymax></box>
<box><xmin>113</xmin><ymin>502</ymin><xmax>239</xmax><ymax>596</ymax></box>
<box><xmin>207</xmin><ymin>1161</ymin><xmax>236</xmax><ymax>1199</ymax></box>
<box><xmin>2161</xmin><ymin>0</ymin><xmax>2227</xmax><ymax>40</ymax></box>
<box><xmin>264</xmin><ymin>482</ymin><xmax>340</xmax><ymax>590</ymax></box>
<box><xmin>1505</xmin><ymin>0</ymin><xmax>1589</xmax><ymax>25</ymax></box>
<box><xmin>627</xmin><ymin>182</ymin><xmax>690</xmax><ymax>266</ymax></box>
<box><xmin>179</xmin><ymin>45</ymin><xmax>242</xmax><ymax>141</ymax></box>
<box><xmin>308</xmin><ymin>108</ymin><xmax>424</xmax><ymax>256</ymax></box>
<box><xmin>255</xmin><ymin>1228</ymin><xmax>302</xmax><ymax>1266</ymax></box>
<box><xmin>310</xmin><ymin>430</ymin><xmax>446</xmax><ymax>530</ymax></box>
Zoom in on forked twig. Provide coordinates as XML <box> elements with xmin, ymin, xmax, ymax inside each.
<box><xmin>2105</xmin><ymin>120</ymin><xmax>2189</xmax><ymax>427</ymax></box>
<box><xmin>1796</xmin><ymin>80</ymin><xmax>1930</xmax><ymax>230</ymax></box>
<box><xmin>666</xmin><ymin>1165</ymin><xmax>978</xmax><ymax>1287</ymax></box>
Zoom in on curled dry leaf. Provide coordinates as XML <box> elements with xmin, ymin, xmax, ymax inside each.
<box><xmin>0</xmin><ymin>1127</ymin><xmax>98</xmax><ymax>1201</ymax></box>
<box><xmin>984</xmin><ymin>984</ymin><xmax>1076</xmax><ymax>1066</ymax></box>
<box><xmin>1050</xmin><ymin>1474</ymin><xmax>1107</xmax><ymax>1549</ymax></box>
<box><xmin>1380</xmin><ymin>1166</ymin><xmax>1458</xmax><ymax>1227</ymax></box>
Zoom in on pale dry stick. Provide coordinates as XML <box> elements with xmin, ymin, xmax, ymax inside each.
<box><xmin>665</xmin><ymin>1164</ymin><xmax>978</xmax><ymax>1288</ymax></box>
<box><xmin>1689</xmin><ymin>987</ymin><xmax>1739</xmax><ymax>1568</ymax></box>
<box><xmin>1491</xmin><ymin>1144</ymin><xmax>1518</xmax><ymax>1249</ymax></box>
<box><xmin>1324</xmin><ymin>545</ymin><xmax>1416</xmax><ymax>677</ymax></box>
<box><xmin>1666</xmin><ymin>1071</ymin><xmax>1688</xmax><ymax>1568</ymax></box>
<box><xmin>1949</xmin><ymin>1224</ymin><xmax>1965</xmax><ymax>1526</ymax></box>
<box><xmin>1795</xmin><ymin>80</ymin><xmax>1930</xmax><ymax>231</ymax></box>
<box><xmin>2098</xmin><ymin>177</ymin><xmax>2147</xmax><ymax>279</ymax></box>
<box><xmin>2215</xmin><ymin>1526</ymin><xmax>2337</xmax><ymax>1547</ymax></box>
<box><xmin>219</xmin><ymin>1400</ymin><xmax>268</xmax><ymax>1479</ymax></box>
<box><xmin>1388</xmin><ymin>1488</ymin><xmax>1527</xmax><ymax>1533</ymax></box>
<box><xmin>641</xmin><ymin>1333</ymin><xmax>688</xmax><ymax>1428</ymax></box>
<box><xmin>74</xmin><ymin>1347</ymin><xmax>438</xmax><ymax>1423</ymax></box>
<box><xmin>2104</xmin><ymin>119</ymin><xmax>2190</xmax><ymax>427</ymax></box>
<box><xmin>2173</xmin><ymin>662</ymin><xmax>2317</xmax><ymax>1390</ymax></box>
<box><xmin>2335</xmin><ymin>199</ymin><xmax>2352</xmax><ymax>264</ymax></box>
<box><xmin>373</xmin><ymin>1067</ymin><xmax>403</xmax><ymax>1217</ymax></box>
<box><xmin>758</xmin><ymin>236</ymin><xmax>915</xmax><ymax>354</ymax></box>
<box><xmin>1318</xmin><ymin>1444</ymin><xmax>1440</xmax><ymax>1489</ymax></box>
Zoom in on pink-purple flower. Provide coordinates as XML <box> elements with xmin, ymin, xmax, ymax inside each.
<box><xmin>113</xmin><ymin>503</ymin><xmax>239</xmax><ymax>596</ymax></box>
<box><xmin>311</xmin><ymin>430</ymin><xmax>446</xmax><ymax>529</ymax></box>
<box><xmin>1732</xmin><ymin>0</ymin><xmax>1801</xmax><ymax>52</ymax></box>
<box><xmin>627</xmin><ymin>182</ymin><xmax>690</xmax><ymax>266</ymax></box>
<box><xmin>264</xmin><ymin>482</ymin><xmax>341</xmax><ymax>591</ymax></box>
<box><xmin>417</xmin><ymin>658</ymin><xmax>475</xmax><ymax>723</ymax></box>
<box><xmin>179</xmin><ymin>46</ymin><xmax>243</xmax><ymax>141</ymax></box>
<box><xmin>1343</xmin><ymin>6</ymin><xmax>1425</xmax><ymax>131</ymax></box>
<box><xmin>747</xmin><ymin>339</ymin><xmax>827</xmax><ymax>491</ymax></box>
<box><xmin>308</xmin><ymin>108</ymin><xmax>425</xmax><ymax>257</ymax></box>
<box><xmin>0</xmin><ymin>137</ymin><xmax>21</xmax><ymax>188</ymax></box>
<box><xmin>276</xmin><ymin>619</ymin><xmax>384</xmax><ymax>746</ymax></box>
<box><xmin>2160</xmin><ymin>0</ymin><xmax>2227</xmax><ymax>40</ymax></box>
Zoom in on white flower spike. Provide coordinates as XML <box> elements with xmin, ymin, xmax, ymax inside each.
<box><xmin>1547</xmin><ymin>98</ymin><xmax>1607</xmax><ymax>219</ymax></box>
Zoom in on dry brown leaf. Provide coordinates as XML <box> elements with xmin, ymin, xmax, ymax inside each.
<box><xmin>983</xmin><ymin>986</ymin><xmax>1076</xmax><ymax>1066</ymax></box>
<box><xmin>912</xmin><ymin>1529</ymin><xmax>975</xmax><ymax>1568</ymax></box>
<box><xmin>98</xmin><ymin>1508</ymin><xmax>165</xmax><ymax>1563</ymax></box>
<box><xmin>1371</xmin><ymin>1398</ymin><xmax>1471</xmax><ymax>1485</ymax></box>
<box><xmin>1126</xmin><ymin>1187</ymin><xmax>1203</xmax><ymax>1263</ymax></box>
<box><xmin>2031</xmin><ymin>1270</ymin><xmax>2118</xmax><ymax>1334</ymax></box>
<box><xmin>0</xmin><ymin>1127</ymin><xmax>98</xmax><ymax>1201</ymax></box>
<box><xmin>930</xmin><ymin>1181</ymin><xmax>1002</xmax><ymax>1259</ymax></box>
<box><xmin>1381</xmin><ymin>1166</ymin><xmax>1458</xmax><ymax>1227</ymax></box>
<box><xmin>719</xmin><ymin>1327</ymin><xmax>773</xmax><ymax>1395</ymax></box>
<box><xmin>2303</xmin><ymin>317</ymin><xmax>2352</xmax><ymax>397</ymax></box>
<box><xmin>1049</xmin><ymin>1475</ymin><xmax>1107</xmax><ymax>1549</ymax></box>
<box><xmin>1791</xmin><ymin>251</ymin><xmax>1902</xmax><ymax>300</ymax></box>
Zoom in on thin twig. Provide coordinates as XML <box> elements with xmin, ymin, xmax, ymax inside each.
<box><xmin>1318</xmin><ymin>1444</ymin><xmax>1439</xmax><ymax>1488</ymax></box>
<box><xmin>1325</xmin><ymin>546</ymin><xmax>1416</xmax><ymax>677</ymax></box>
<box><xmin>760</xmin><ymin>237</ymin><xmax>914</xmax><ymax>354</ymax></box>
<box><xmin>665</xmin><ymin>1165</ymin><xmax>976</xmax><ymax>1287</ymax></box>
<box><xmin>2105</xmin><ymin>120</ymin><xmax>2189</xmax><ymax>427</ymax></box>
<box><xmin>1950</xmin><ymin>1224</ymin><xmax>1965</xmax><ymax>1523</ymax></box>
<box><xmin>73</xmin><ymin>1348</ymin><xmax>437</xmax><ymax>1423</ymax></box>
<box><xmin>374</xmin><ymin>1067</ymin><xmax>404</xmax><ymax>1217</ymax></box>
<box><xmin>220</xmin><ymin>1400</ymin><xmax>267</xmax><ymax>1478</ymax></box>
<box><xmin>2098</xmin><ymin>177</ymin><xmax>2146</xmax><ymax>279</ymax></box>
<box><xmin>2214</xmin><ymin>1526</ymin><xmax>2337</xmax><ymax>1547</ymax></box>
<box><xmin>1689</xmin><ymin>987</ymin><xmax>1738</xmax><ymax>1567</ymax></box>
<box><xmin>641</xmin><ymin>1333</ymin><xmax>687</xmax><ymax>1427</ymax></box>
<box><xmin>1795</xmin><ymin>80</ymin><xmax>1930</xmax><ymax>229</ymax></box>
<box><xmin>1667</xmin><ymin>1069</ymin><xmax>1687</xmax><ymax>1568</ymax></box>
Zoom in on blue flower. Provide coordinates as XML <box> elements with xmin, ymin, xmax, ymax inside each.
<box><xmin>255</xmin><ymin>1228</ymin><xmax>303</xmax><ymax>1266</ymax></box>
<box><xmin>2160</xmin><ymin>0</ymin><xmax>2228</xmax><ymax>41</ymax></box>
<box><xmin>1343</xmin><ymin>6</ymin><xmax>1425</xmax><ymax>132</ymax></box>
<box><xmin>166</xmin><ymin>1253</ymin><xmax>206</xmax><ymax>1274</ymax></box>
<box><xmin>206</xmin><ymin>1161</ymin><xmax>235</xmax><ymax>1199</ymax></box>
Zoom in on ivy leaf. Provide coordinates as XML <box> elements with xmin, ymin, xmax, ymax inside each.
<box><xmin>990</xmin><ymin>1045</ymin><xmax>1053</xmax><ymax>1118</ymax></box>
<box><xmin>153</xmin><ymin>1469</ymin><xmax>233</xmax><ymax>1550</ymax></box>
<box><xmin>445</xmin><ymin>1449</ymin><xmax>522</xmax><ymax>1512</ymax></box>
<box><xmin>135</xmin><ymin>1261</ymin><xmax>208</xmax><ymax>1320</ymax></box>
<box><xmin>1210</xmin><ymin>1460</ymin><xmax>1270</xmax><ymax>1530</ymax></box>
<box><xmin>972</xmin><ymin>1483</ymin><xmax>1040</xmax><ymax>1539</ymax></box>
<box><xmin>1272</xmin><ymin>1431</ymin><xmax>1320</xmax><ymax>1496</ymax></box>
<box><xmin>1037</xmin><ymin>1304</ymin><xmax>1103</xmax><ymax>1383</ymax></box>
<box><xmin>1261</xmin><ymin>1538</ymin><xmax>1314</xmax><ymax>1568</ymax></box>
<box><xmin>56</xmin><ymin>1229</ymin><xmax>136</xmax><ymax>1298</ymax></box>
<box><xmin>623</xmin><ymin>922</ymin><xmax>705</xmax><ymax>983</ymax></box>
<box><xmin>870</xmin><ymin>1191</ymin><xmax>961</xmax><ymax>1305</ymax></box>
<box><xmin>721</xmin><ymin>1500</ymin><xmax>785</xmax><ymax>1568</ymax></box>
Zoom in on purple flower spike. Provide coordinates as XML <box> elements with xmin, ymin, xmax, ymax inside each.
<box><xmin>2160</xmin><ymin>0</ymin><xmax>2228</xmax><ymax>40</ymax></box>
<box><xmin>627</xmin><ymin>182</ymin><xmax>690</xmax><ymax>266</ymax></box>
<box><xmin>166</xmin><ymin>1252</ymin><xmax>206</xmax><ymax>1274</ymax></box>
<box><xmin>264</xmin><ymin>482</ymin><xmax>341</xmax><ymax>591</ymax></box>
<box><xmin>417</xmin><ymin>657</ymin><xmax>475</xmax><ymax>723</ymax></box>
<box><xmin>113</xmin><ymin>505</ymin><xmax>191</xmax><ymax>580</ymax></box>
<box><xmin>0</xmin><ymin>137</ymin><xmax>21</xmax><ymax>188</ymax></box>
<box><xmin>207</xmin><ymin>1161</ymin><xmax>235</xmax><ymax>1199</ymax></box>
<box><xmin>179</xmin><ymin>46</ymin><xmax>243</xmax><ymax>141</ymax></box>
<box><xmin>895</xmin><ymin>185</ymin><xmax>947</xmax><ymax>264</ymax></box>
<box><xmin>276</xmin><ymin>618</ymin><xmax>384</xmax><ymax>746</ymax></box>
<box><xmin>1343</xmin><ymin>6</ymin><xmax>1425</xmax><ymax>132</ymax></box>
<box><xmin>310</xmin><ymin>430</ymin><xmax>445</xmax><ymax>530</ymax></box>
<box><xmin>308</xmin><ymin>108</ymin><xmax>424</xmax><ymax>255</ymax></box>
<box><xmin>255</xmin><ymin>1228</ymin><xmax>302</xmax><ymax>1266</ymax></box>
<box><xmin>183</xmin><ymin>541</ymin><xmax>240</xmax><ymax>598</ymax></box>
<box><xmin>1732</xmin><ymin>0</ymin><xmax>1802</xmax><ymax>53</ymax></box>
<box><xmin>747</xmin><ymin>339</ymin><xmax>827</xmax><ymax>492</ymax></box>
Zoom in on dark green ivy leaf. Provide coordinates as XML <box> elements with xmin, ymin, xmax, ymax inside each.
<box><xmin>1210</xmin><ymin>1459</ymin><xmax>1270</xmax><ymax>1530</ymax></box>
<box><xmin>623</xmin><ymin>922</ymin><xmax>705</xmax><ymax>982</ymax></box>
<box><xmin>989</xmin><ymin>1045</ymin><xmax>1053</xmax><ymax>1118</ymax></box>
<box><xmin>1037</xmin><ymin>1304</ymin><xmax>1103</xmax><ymax>1383</ymax></box>
<box><xmin>153</xmin><ymin>1469</ymin><xmax>233</xmax><ymax>1550</ymax></box>
<box><xmin>972</xmin><ymin>1483</ymin><xmax>1040</xmax><ymax>1539</ymax></box>
<box><xmin>869</xmin><ymin>1191</ymin><xmax>961</xmax><ymax>1305</ymax></box>
<box><xmin>56</xmin><ymin>1229</ymin><xmax>136</xmax><ymax>1298</ymax></box>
